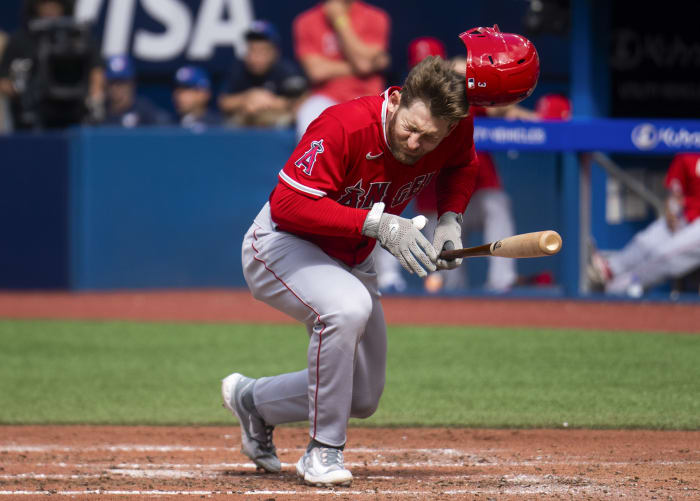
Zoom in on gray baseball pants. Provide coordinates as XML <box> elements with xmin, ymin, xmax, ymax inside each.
<box><xmin>241</xmin><ymin>202</ymin><xmax>387</xmax><ymax>447</ymax></box>
<box><xmin>606</xmin><ymin>216</ymin><xmax>700</xmax><ymax>294</ymax></box>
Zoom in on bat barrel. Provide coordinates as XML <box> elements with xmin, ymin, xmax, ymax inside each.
<box><xmin>539</xmin><ymin>231</ymin><xmax>563</xmax><ymax>255</ymax></box>
<box><xmin>438</xmin><ymin>230</ymin><xmax>562</xmax><ymax>260</ymax></box>
<box><xmin>490</xmin><ymin>230</ymin><xmax>562</xmax><ymax>258</ymax></box>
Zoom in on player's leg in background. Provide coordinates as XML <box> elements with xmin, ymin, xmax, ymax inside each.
<box><xmin>438</xmin><ymin>192</ymin><xmax>494</xmax><ymax>291</ymax></box>
<box><xmin>295</xmin><ymin>94</ymin><xmax>338</xmax><ymax>141</ymax></box>
<box><xmin>607</xmin><ymin>218</ymin><xmax>700</xmax><ymax>294</ymax></box>
<box><xmin>371</xmin><ymin>245</ymin><xmax>407</xmax><ymax>292</ymax></box>
<box><xmin>479</xmin><ymin>188</ymin><xmax>518</xmax><ymax>291</ymax></box>
<box><xmin>604</xmin><ymin>217</ymin><xmax>671</xmax><ymax>294</ymax></box>
<box><xmin>241</xmin><ymin>203</ymin><xmax>374</xmax><ymax>447</ymax></box>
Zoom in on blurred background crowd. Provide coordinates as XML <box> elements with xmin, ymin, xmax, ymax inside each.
<box><xmin>0</xmin><ymin>0</ymin><xmax>571</xmax><ymax>134</ymax></box>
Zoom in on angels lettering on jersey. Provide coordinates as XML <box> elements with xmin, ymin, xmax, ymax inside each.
<box><xmin>337</xmin><ymin>173</ymin><xmax>436</xmax><ymax>209</ymax></box>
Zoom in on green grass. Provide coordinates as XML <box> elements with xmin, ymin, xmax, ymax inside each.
<box><xmin>0</xmin><ymin>319</ymin><xmax>698</xmax><ymax>429</ymax></box>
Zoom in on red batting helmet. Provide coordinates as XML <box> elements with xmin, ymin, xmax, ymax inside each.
<box><xmin>408</xmin><ymin>37</ymin><xmax>447</xmax><ymax>69</ymax></box>
<box><xmin>458</xmin><ymin>25</ymin><xmax>539</xmax><ymax>106</ymax></box>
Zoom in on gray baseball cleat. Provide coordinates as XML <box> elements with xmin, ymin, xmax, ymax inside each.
<box><xmin>295</xmin><ymin>447</ymin><xmax>353</xmax><ymax>487</ymax></box>
<box><xmin>221</xmin><ymin>373</ymin><xmax>281</xmax><ymax>473</ymax></box>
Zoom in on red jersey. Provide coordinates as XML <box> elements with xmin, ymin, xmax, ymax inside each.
<box><xmin>293</xmin><ymin>1</ymin><xmax>390</xmax><ymax>103</ymax></box>
<box><xmin>414</xmin><ymin>107</ymin><xmax>500</xmax><ymax>212</ymax></box>
<box><xmin>666</xmin><ymin>153</ymin><xmax>700</xmax><ymax>223</ymax></box>
<box><xmin>270</xmin><ymin>87</ymin><xmax>479</xmax><ymax>267</ymax></box>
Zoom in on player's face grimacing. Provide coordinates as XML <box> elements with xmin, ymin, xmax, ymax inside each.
<box><xmin>385</xmin><ymin>91</ymin><xmax>456</xmax><ymax>165</ymax></box>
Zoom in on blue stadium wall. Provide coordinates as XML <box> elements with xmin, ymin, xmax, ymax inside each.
<box><xmin>0</xmin><ymin>128</ymin><xmax>562</xmax><ymax>291</ymax></box>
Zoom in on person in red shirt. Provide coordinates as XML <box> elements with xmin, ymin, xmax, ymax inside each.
<box><xmin>589</xmin><ymin>153</ymin><xmax>700</xmax><ymax>296</ymax></box>
<box><xmin>220</xmin><ymin>26</ymin><xmax>539</xmax><ymax>487</ymax></box>
<box><xmin>293</xmin><ymin>0</ymin><xmax>390</xmax><ymax>139</ymax></box>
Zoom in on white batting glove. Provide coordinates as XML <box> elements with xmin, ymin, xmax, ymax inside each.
<box><xmin>362</xmin><ymin>202</ymin><xmax>437</xmax><ymax>277</ymax></box>
<box><xmin>433</xmin><ymin>211</ymin><xmax>463</xmax><ymax>270</ymax></box>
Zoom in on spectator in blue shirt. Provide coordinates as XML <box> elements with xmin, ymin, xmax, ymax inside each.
<box><xmin>173</xmin><ymin>65</ymin><xmax>220</xmax><ymax>132</ymax></box>
<box><xmin>101</xmin><ymin>55</ymin><xmax>171</xmax><ymax>128</ymax></box>
<box><xmin>218</xmin><ymin>20</ymin><xmax>307</xmax><ymax>127</ymax></box>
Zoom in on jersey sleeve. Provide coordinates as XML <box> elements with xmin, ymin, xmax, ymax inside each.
<box><xmin>435</xmin><ymin>117</ymin><xmax>480</xmax><ymax>216</ymax></box>
<box><xmin>278</xmin><ymin>111</ymin><xmax>348</xmax><ymax>199</ymax></box>
<box><xmin>270</xmin><ymin>183</ymin><xmax>368</xmax><ymax>237</ymax></box>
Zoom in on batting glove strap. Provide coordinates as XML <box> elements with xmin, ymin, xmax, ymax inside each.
<box><xmin>433</xmin><ymin>211</ymin><xmax>463</xmax><ymax>270</ymax></box>
<box><xmin>361</xmin><ymin>202</ymin><xmax>386</xmax><ymax>239</ymax></box>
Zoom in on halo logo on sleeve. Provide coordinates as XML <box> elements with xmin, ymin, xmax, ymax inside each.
<box><xmin>294</xmin><ymin>140</ymin><xmax>325</xmax><ymax>175</ymax></box>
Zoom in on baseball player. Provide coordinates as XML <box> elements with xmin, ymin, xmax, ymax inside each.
<box><xmin>221</xmin><ymin>26</ymin><xmax>539</xmax><ymax>487</ymax></box>
<box><xmin>589</xmin><ymin>153</ymin><xmax>700</xmax><ymax>296</ymax></box>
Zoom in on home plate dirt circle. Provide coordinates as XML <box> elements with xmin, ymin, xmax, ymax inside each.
<box><xmin>1</xmin><ymin>426</ymin><xmax>698</xmax><ymax>499</ymax></box>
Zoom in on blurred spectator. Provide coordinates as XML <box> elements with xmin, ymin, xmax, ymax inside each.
<box><xmin>0</xmin><ymin>0</ymin><xmax>105</xmax><ymax>130</ymax></box>
<box><xmin>407</xmin><ymin>36</ymin><xmax>445</xmax><ymax>71</ymax></box>
<box><xmin>536</xmin><ymin>93</ymin><xmax>572</xmax><ymax>120</ymax></box>
<box><xmin>293</xmin><ymin>0</ymin><xmax>390</xmax><ymax>139</ymax></box>
<box><xmin>101</xmin><ymin>55</ymin><xmax>171</xmax><ymax>128</ymax></box>
<box><xmin>588</xmin><ymin>153</ymin><xmax>700</xmax><ymax>297</ymax></box>
<box><xmin>173</xmin><ymin>65</ymin><xmax>220</xmax><ymax>132</ymax></box>
<box><xmin>218</xmin><ymin>20</ymin><xmax>307</xmax><ymax>128</ymax></box>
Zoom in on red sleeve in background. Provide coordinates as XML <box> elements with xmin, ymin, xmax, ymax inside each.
<box><xmin>435</xmin><ymin>160</ymin><xmax>479</xmax><ymax>217</ymax></box>
<box><xmin>474</xmin><ymin>152</ymin><xmax>502</xmax><ymax>190</ymax></box>
<box><xmin>665</xmin><ymin>153</ymin><xmax>700</xmax><ymax>223</ymax></box>
<box><xmin>664</xmin><ymin>154</ymin><xmax>686</xmax><ymax>193</ymax></box>
<box><xmin>435</xmin><ymin>119</ymin><xmax>480</xmax><ymax>217</ymax></box>
<box><xmin>269</xmin><ymin>183</ymin><xmax>368</xmax><ymax>237</ymax></box>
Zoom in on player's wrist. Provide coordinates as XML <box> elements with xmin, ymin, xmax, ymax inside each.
<box><xmin>361</xmin><ymin>202</ymin><xmax>385</xmax><ymax>239</ymax></box>
<box><xmin>438</xmin><ymin>211</ymin><xmax>463</xmax><ymax>233</ymax></box>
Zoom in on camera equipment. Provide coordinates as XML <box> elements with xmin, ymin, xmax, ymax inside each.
<box><xmin>20</xmin><ymin>16</ymin><xmax>93</xmax><ymax>129</ymax></box>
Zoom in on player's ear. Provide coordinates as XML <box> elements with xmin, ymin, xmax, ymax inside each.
<box><xmin>387</xmin><ymin>91</ymin><xmax>401</xmax><ymax>113</ymax></box>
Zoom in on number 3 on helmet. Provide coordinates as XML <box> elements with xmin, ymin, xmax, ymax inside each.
<box><xmin>458</xmin><ymin>25</ymin><xmax>540</xmax><ymax>107</ymax></box>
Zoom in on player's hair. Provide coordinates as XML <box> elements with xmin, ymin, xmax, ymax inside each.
<box><xmin>401</xmin><ymin>56</ymin><xmax>469</xmax><ymax>123</ymax></box>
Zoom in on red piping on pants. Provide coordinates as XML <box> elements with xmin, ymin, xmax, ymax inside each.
<box><xmin>251</xmin><ymin>227</ymin><xmax>326</xmax><ymax>440</ymax></box>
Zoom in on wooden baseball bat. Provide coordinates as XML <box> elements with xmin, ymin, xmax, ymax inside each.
<box><xmin>439</xmin><ymin>230</ymin><xmax>562</xmax><ymax>260</ymax></box>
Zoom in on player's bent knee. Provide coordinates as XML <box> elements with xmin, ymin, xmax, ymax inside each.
<box><xmin>332</xmin><ymin>288</ymin><xmax>373</xmax><ymax>333</ymax></box>
<box><xmin>350</xmin><ymin>395</ymin><xmax>380</xmax><ymax>419</ymax></box>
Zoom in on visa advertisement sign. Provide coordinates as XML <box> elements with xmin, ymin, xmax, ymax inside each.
<box><xmin>74</xmin><ymin>0</ymin><xmax>254</xmax><ymax>70</ymax></box>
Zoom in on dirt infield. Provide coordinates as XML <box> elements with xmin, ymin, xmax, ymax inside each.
<box><xmin>0</xmin><ymin>289</ymin><xmax>698</xmax><ymax>333</ymax></box>
<box><xmin>1</xmin><ymin>290</ymin><xmax>699</xmax><ymax>499</ymax></box>
<box><xmin>1</xmin><ymin>426</ymin><xmax>699</xmax><ymax>500</ymax></box>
